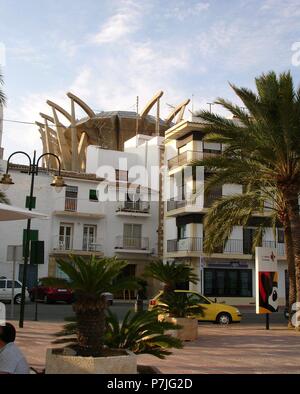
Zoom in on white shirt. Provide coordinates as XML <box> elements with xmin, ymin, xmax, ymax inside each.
<box><xmin>0</xmin><ymin>342</ymin><xmax>29</xmax><ymax>374</ymax></box>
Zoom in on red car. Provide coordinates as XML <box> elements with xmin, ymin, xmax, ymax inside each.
<box><xmin>29</xmin><ymin>281</ymin><xmax>74</xmax><ymax>304</ymax></box>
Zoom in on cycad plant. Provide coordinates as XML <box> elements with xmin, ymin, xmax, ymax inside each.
<box><xmin>105</xmin><ymin>309</ymin><xmax>183</xmax><ymax>359</ymax></box>
<box><xmin>192</xmin><ymin>71</ymin><xmax>300</xmax><ymax>307</ymax></box>
<box><xmin>156</xmin><ymin>291</ymin><xmax>203</xmax><ymax>319</ymax></box>
<box><xmin>42</xmin><ymin>255</ymin><xmax>138</xmax><ymax>356</ymax></box>
<box><xmin>144</xmin><ymin>260</ymin><xmax>198</xmax><ymax>292</ymax></box>
<box><xmin>53</xmin><ymin>310</ymin><xmax>183</xmax><ymax>359</ymax></box>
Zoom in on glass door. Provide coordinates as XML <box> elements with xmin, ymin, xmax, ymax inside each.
<box><xmin>59</xmin><ymin>224</ymin><xmax>73</xmax><ymax>250</ymax></box>
<box><xmin>123</xmin><ymin>224</ymin><xmax>142</xmax><ymax>249</ymax></box>
<box><xmin>83</xmin><ymin>225</ymin><xmax>97</xmax><ymax>251</ymax></box>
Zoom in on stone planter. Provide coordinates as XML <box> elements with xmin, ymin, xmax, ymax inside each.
<box><xmin>45</xmin><ymin>348</ymin><xmax>137</xmax><ymax>374</ymax></box>
<box><xmin>164</xmin><ymin>317</ymin><xmax>198</xmax><ymax>341</ymax></box>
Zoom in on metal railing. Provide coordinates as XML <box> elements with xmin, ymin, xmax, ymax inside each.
<box><xmin>166</xmin><ymin>237</ymin><xmax>286</xmax><ymax>256</ymax></box>
<box><xmin>55</xmin><ymin>236</ymin><xmax>102</xmax><ymax>253</ymax></box>
<box><xmin>167</xmin><ymin>238</ymin><xmax>203</xmax><ymax>252</ymax></box>
<box><xmin>168</xmin><ymin>151</ymin><xmax>220</xmax><ymax>170</ymax></box>
<box><xmin>117</xmin><ymin>201</ymin><xmax>150</xmax><ymax>213</ymax></box>
<box><xmin>57</xmin><ymin>235</ymin><xmax>73</xmax><ymax>251</ymax></box>
<box><xmin>115</xmin><ymin>236</ymin><xmax>150</xmax><ymax>250</ymax></box>
<box><xmin>65</xmin><ymin>197</ymin><xmax>78</xmax><ymax>212</ymax></box>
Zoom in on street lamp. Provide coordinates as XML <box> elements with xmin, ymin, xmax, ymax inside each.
<box><xmin>0</xmin><ymin>150</ymin><xmax>66</xmax><ymax>328</ymax></box>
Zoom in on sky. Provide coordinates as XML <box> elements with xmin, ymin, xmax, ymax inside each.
<box><xmin>0</xmin><ymin>0</ymin><xmax>300</xmax><ymax>161</ymax></box>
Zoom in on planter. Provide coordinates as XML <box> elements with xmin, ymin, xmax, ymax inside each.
<box><xmin>45</xmin><ymin>348</ymin><xmax>137</xmax><ymax>374</ymax></box>
<box><xmin>162</xmin><ymin>316</ymin><xmax>198</xmax><ymax>341</ymax></box>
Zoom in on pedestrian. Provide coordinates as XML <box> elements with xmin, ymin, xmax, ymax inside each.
<box><xmin>0</xmin><ymin>322</ymin><xmax>29</xmax><ymax>374</ymax></box>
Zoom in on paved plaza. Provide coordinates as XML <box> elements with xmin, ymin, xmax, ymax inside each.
<box><xmin>9</xmin><ymin>319</ymin><xmax>300</xmax><ymax>374</ymax></box>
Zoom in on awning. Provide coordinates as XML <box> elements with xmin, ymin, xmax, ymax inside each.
<box><xmin>0</xmin><ymin>203</ymin><xmax>49</xmax><ymax>221</ymax></box>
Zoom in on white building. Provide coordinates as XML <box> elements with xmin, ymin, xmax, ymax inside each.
<box><xmin>163</xmin><ymin>117</ymin><xmax>288</xmax><ymax>306</ymax></box>
<box><xmin>0</xmin><ymin>134</ymin><xmax>163</xmax><ymax>299</ymax></box>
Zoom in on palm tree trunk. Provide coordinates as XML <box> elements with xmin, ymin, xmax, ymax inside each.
<box><xmin>284</xmin><ymin>191</ymin><xmax>300</xmax><ymax>321</ymax></box>
<box><xmin>283</xmin><ymin>218</ymin><xmax>296</xmax><ymax>326</ymax></box>
<box><xmin>75</xmin><ymin>306</ymin><xmax>106</xmax><ymax>356</ymax></box>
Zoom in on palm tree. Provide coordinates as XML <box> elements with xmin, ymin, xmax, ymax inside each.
<box><xmin>192</xmin><ymin>71</ymin><xmax>300</xmax><ymax>308</ymax></box>
<box><xmin>0</xmin><ymin>68</ymin><xmax>6</xmax><ymax>105</ymax></box>
<box><xmin>42</xmin><ymin>255</ymin><xmax>139</xmax><ymax>356</ymax></box>
<box><xmin>0</xmin><ymin>191</ymin><xmax>9</xmax><ymax>204</ymax></box>
<box><xmin>144</xmin><ymin>260</ymin><xmax>198</xmax><ymax>292</ymax></box>
<box><xmin>199</xmin><ymin>187</ymin><xmax>296</xmax><ymax>326</ymax></box>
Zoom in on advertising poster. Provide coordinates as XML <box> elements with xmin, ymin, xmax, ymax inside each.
<box><xmin>255</xmin><ymin>247</ymin><xmax>279</xmax><ymax>314</ymax></box>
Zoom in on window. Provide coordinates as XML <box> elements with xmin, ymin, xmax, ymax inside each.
<box><xmin>65</xmin><ymin>186</ymin><xmax>78</xmax><ymax>211</ymax></box>
<box><xmin>204</xmin><ymin>268</ymin><xmax>252</xmax><ymax>297</ymax></box>
<box><xmin>59</xmin><ymin>224</ymin><xmax>73</xmax><ymax>250</ymax></box>
<box><xmin>0</xmin><ymin>280</ymin><xmax>6</xmax><ymax>289</ymax></box>
<box><xmin>177</xmin><ymin>224</ymin><xmax>187</xmax><ymax>240</ymax></box>
<box><xmin>6</xmin><ymin>281</ymin><xmax>22</xmax><ymax>289</ymax></box>
<box><xmin>123</xmin><ymin>224</ymin><xmax>142</xmax><ymax>249</ymax></box>
<box><xmin>89</xmin><ymin>189</ymin><xmax>98</xmax><ymax>201</ymax></box>
<box><xmin>116</xmin><ymin>170</ymin><xmax>128</xmax><ymax>182</ymax></box>
<box><xmin>277</xmin><ymin>229</ymin><xmax>284</xmax><ymax>244</ymax></box>
<box><xmin>243</xmin><ymin>228</ymin><xmax>256</xmax><ymax>254</ymax></box>
<box><xmin>83</xmin><ymin>225</ymin><xmax>97</xmax><ymax>251</ymax></box>
<box><xmin>188</xmin><ymin>292</ymin><xmax>210</xmax><ymax>304</ymax></box>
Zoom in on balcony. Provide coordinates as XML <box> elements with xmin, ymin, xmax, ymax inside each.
<box><xmin>116</xmin><ymin>201</ymin><xmax>150</xmax><ymax>216</ymax></box>
<box><xmin>53</xmin><ymin>197</ymin><xmax>105</xmax><ymax>219</ymax></box>
<box><xmin>168</xmin><ymin>151</ymin><xmax>220</xmax><ymax>171</ymax></box>
<box><xmin>52</xmin><ymin>236</ymin><xmax>103</xmax><ymax>256</ymax></box>
<box><xmin>115</xmin><ymin>236</ymin><xmax>151</xmax><ymax>253</ymax></box>
<box><xmin>166</xmin><ymin>238</ymin><xmax>286</xmax><ymax>257</ymax></box>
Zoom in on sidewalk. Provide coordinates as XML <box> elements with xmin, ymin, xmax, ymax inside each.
<box><xmin>11</xmin><ymin>321</ymin><xmax>300</xmax><ymax>374</ymax></box>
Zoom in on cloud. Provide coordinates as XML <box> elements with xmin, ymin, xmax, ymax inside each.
<box><xmin>8</xmin><ymin>43</ymin><xmax>47</xmax><ymax>65</ymax></box>
<box><xmin>165</xmin><ymin>1</ymin><xmax>210</xmax><ymax>21</ymax></box>
<box><xmin>260</xmin><ymin>0</ymin><xmax>300</xmax><ymax>18</ymax></box>
<box><xmin>58</xmin><ymin>40</ymin><xmax>79</xmax><ymax>58</ymax></box>
<box><xmin>89</xmin><ymin>0</ymin><xmax>143</xmax><ymax>45</ymax></box>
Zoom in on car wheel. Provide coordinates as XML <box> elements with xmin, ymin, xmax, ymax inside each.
<box><xmin>14</xmin><ymin>294</ymin><xmax>22</xmax><ymax>305</ymax></box>
<box><xmin>216</xmin><ymin>312</ymin><xmax>231</xmax><ymax>325</ymax></box>
<box><xmin>30</xmin><ymin>294</ymin><xmax>35</xmax><ymax>302</ymax></box>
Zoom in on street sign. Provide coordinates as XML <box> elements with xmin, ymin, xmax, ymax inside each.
<box><xmin>255</xmin><ymin>247</ymin><xmax>279</xmax><ymax>315</ymax></box>
<box><xmin>6</xmin><ymin>245</ymin><xmax>23</xmax><ymax>262</ymax></box>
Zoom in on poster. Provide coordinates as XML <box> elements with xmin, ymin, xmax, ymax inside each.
<box><xmin>255</xmin><ymin>247</ymin><xmax>279</xmax><ymax>314</ymax></box>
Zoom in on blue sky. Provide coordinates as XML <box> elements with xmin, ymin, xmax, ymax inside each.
<box><xmin>1</xmin><ymin>0</ymin><xmax>300</xmax><ymax>159</ymax></box>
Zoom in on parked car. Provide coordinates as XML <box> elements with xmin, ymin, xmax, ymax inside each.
<box><xmin>0</xmin><ymin>277</ymin><xmax>29</xmax><ymax>304</ymax></box>
<box><xmin>29</xmin><ymin>281</ymin><xmax>74</xmax><ymax>304</ymax></box>
<box><xmin>149</xmin><ymin>290</ymin><xmax>242</xmax><ymax>324</ymax></box>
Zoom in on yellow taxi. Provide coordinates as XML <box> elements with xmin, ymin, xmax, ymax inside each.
<box><xmin>149</xmin><ymin>290</ymin><xmax>242</xmax><ymax>324</ymax></box>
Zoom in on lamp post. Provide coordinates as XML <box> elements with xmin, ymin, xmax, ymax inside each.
<box><xmin>0</xmin><ymin>150</ymin><xmax>66</xmax><ymax>328</ymax></box>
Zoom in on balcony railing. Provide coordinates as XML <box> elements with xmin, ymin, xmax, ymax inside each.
<box><xmin>57</xmin><ymin>235</ymin><xmax>73</xmax><ymax>251</ymax></box>
<box><xmin>117</xmin><ymin>201</ymin><xmax>150</xmax><ymax>213</ymax></box>
<box><xmin>168</xmin><ymin>151</ymin><xmax>220</xmax><ymax>170</ymax></box>
<box><xmin>167</xmin><ymin>238</ymin><xmax>286</xmax><ymax>256</ymax></box>
<box><xmin>115</xmin><ymin>236</ymin><xmax>150</xmax><ymax>251</ymax></box>
<box><xmin>167</xmin><ymin>238</ymin><xmax>203</xmax><ymax>252</ymax></box>
<box><xmin>65</xmin><ymin>197</ymin><xmax>78</xmax><ymax>212</ymax></box>
<box><xmin>54</xmin><ymin>236</ymin><xmax>102</xmax><ymax>253</ymax></box>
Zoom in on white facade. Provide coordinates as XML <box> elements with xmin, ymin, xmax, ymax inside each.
<box><xmin>163</xmin><ymin>120</ymin><xmax>288</xmax><ymax>306</ymax></box>
<box><xmin>0</xmin><ymin>134</ymin><xmax>162</xmax><ymax>298</ymax></box>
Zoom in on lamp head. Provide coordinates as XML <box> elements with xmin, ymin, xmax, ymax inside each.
<box><xmin>51</xmin><ymin>175</ymin><xmax>67</xmax><ymax>193</ymax></box>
